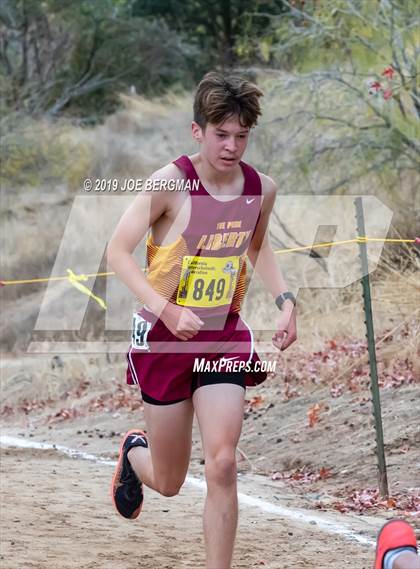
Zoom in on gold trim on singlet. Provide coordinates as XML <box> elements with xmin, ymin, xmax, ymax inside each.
<box><xmin>145</xmin><ymin>233</ymin><xmax>247</xmax><ymax>313</ymax></box>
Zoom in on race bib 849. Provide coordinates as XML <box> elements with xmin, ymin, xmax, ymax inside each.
<box><xmin>176</xmin><ymin>255</ymin><xmax>240</xmax><ymax>308</ymax></box>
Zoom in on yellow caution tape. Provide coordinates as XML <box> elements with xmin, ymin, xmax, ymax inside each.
<box><xmin>66</xmin><ymin>269</ymin><xmax>107</xmax><ymax>310</ymax></box>
<box><xmin>0</xmin><ymin>237</ymin><xmax>417</xmax><ymax>288</ymax></box>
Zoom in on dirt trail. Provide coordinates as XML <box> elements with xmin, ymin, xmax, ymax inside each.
<box><xmin>1</xmin><ymin>354</ymin><xmax>418</xmax><ymax>569</ymax></box>
<box><xmin>0</xmin><ymin>436</ymin><xmax>379</xmax><ymax>569</ymax></box>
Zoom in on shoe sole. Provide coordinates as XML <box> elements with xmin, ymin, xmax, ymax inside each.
<box><xmin>110</xmin><ymin>428</ymin><xmax>147</xmax><ymax>520</ymax></box>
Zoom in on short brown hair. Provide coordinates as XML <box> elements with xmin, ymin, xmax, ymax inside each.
<box><xmin>193</xmin><ymin>71</ymin><xmax>263</xmax><ymax>129</ymax></box>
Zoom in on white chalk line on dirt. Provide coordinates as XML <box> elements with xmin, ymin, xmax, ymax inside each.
<box><xmin>1</xmin><ymin>435</ymin><xmax>375</xmax><ymax>547</ymax></box>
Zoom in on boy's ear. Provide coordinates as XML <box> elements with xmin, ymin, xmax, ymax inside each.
<box><xmin>191</xmin><ymin>121</ymin><xmax>204</xmax><ymax>143</ymax></box>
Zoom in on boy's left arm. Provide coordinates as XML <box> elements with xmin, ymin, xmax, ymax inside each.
<box><xmin>247</xmin><ymin>175</ymin><xmax>297</xmax><ymax>351</ymax></box>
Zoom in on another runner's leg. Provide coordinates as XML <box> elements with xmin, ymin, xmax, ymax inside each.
<box><xmin>128</xmin><ymin>399</ymin><xmax>194</xmax><ymax>496</ymax></box>
<box><xmin>392</xmin><ymin>552</ymin><xmax>420</xmax><ymax>569</ymax></box>
<box><xmin>193</xmin><ymin>382</ymin><xmax>245</xmax><ymax>569</ymax></box>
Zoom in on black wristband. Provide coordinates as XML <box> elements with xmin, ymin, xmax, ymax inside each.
<box><xmin>275</xmin><ymin>292</ymin><xmax>296</xmax><ymax>310</ymax></box>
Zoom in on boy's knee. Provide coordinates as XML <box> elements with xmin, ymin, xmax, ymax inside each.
<box><xmin>156</xmin><ymin>479</ymin><xmax>184</xmax><ymax>497</ymax></box>
<box><xmin>205</xmin><ymin>453</ymin><xmax>237</xmax><ymax>487</ymax></box>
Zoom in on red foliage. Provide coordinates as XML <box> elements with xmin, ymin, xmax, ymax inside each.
<box><xmin>0</xmin><ymin>405</ymin><xmax>15</xmax><ymax>416</ymax></box>
<box><xmin>0</xmin><ymin>381</ymin><xmax>144</xmax><ymax>423</ymax></box>
<box><xmin>382</xmin><ymin>66</ymin><xmax>395</xmax><ymax>79</ymax></box>
<box><xmin>87</xmin><ymin>386</ymin><xmax>143</xmax><ymax>413</ymax></box>
<box><xmin>307</xmin><ymin>402</ymin><xmax>330</xmax><ymax>427</ymax></box>
<box><xmin>308</xmin><ymin>403</ymin><xmax>321</xmax><ymax>427</ymax></box>
<box><xmin>330</xmin><ymin>488</ymin><xmax>420</xmax><ymax>514</ymax></box>
<box><xmin>283</xmin><ymin>382</ymin><xmax>301</xmax><ymax>400</ymax></box>
<box><xmin>272</xmin><ymin>466</ymin><xmax>333</xmax><ymax>484</ymax></box>
<box><xmin>383</xmin><ymin>88</ymin><xmax>393</xmax><ymax>100</ymax></box>
<box><xmin>369</xmin><ymin>81</ymin><xmax>382</xmax><ymax>91</ymax></box>
<box><xmin>47</xmin><ymin>407</ymin><xmax>81</xmax><ymax>424</ymax></box>
<box><xmin>276</xmin><ymin>323</ymin><xmax>417</xmax><ymax>403</ymax></box>
<box><xmin>368</xmin><ymin>66</ymin><xmax>397</xmax><ymax>100</ymax></box>
<box><xmin>244</xmin><ymin>395</ymin><xmax>264</xmax><ymax>413</ymax></box>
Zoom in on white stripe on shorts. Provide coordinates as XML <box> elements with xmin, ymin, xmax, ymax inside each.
<box><xmin>127</xmin><ymin>346</ymin><xmax>140</xmax><ymax>385</ymax></box>
<box><xmin>240</xmin><ymin>317</ymin><xmax>254</xmax><ymax>365</ymax></box>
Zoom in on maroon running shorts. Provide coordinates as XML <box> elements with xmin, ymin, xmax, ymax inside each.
<box><xmin>126</xmin><ymin>308</ymin><xmax>267</xmax><ymax>405</ymax></box>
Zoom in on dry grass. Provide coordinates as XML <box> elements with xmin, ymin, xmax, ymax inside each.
<box><xmin>305</xmin><ymin>250</ymin><xmax>418</xmax><ymax>338</ymax></box>
<box><xmin>0</xmin><ymin>353</ymin><xmax>125</xmax><ymax>410</ymax></box>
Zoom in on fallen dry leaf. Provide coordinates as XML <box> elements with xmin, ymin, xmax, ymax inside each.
<box><xmin>307</xmin><ymin>403</ymin><xmax>321</xmax><ymax>427</ymax></box>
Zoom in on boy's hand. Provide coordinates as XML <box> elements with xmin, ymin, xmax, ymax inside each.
<box><xmin>160</xmin><ymin>303</ymin><xmax>204</xmax><ymax>341</ymax></box>
<box><xmin>272</xmin><ymin>306</ymin><xmax>297</xmax><ymax>351</ymax></box>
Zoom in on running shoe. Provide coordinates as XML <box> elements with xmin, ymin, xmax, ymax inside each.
<box><xmin>111</xmin><ymin>429</ymin><xmax>148</xmax><ymax>519</ymax></box>
<box><xmin>374</xmin><ymin>519</ymin><xmax>418</xmax><ymax>569</ymax></box>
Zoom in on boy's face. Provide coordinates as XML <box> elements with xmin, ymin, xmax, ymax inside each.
<box><xmin>192</xmin><ymin>115</ymin><xmax>250</xmax><ymax>171</ymax></box>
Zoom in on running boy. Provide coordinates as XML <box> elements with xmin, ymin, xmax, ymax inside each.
<box><xmin>107</xmin><ymin>71</ymin><xmax>297</xmax><ymax>569</ymax></box>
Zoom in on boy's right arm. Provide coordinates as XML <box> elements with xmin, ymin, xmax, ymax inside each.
<box><xmin>107</xmin><ymin>166</ymin><xmax>203</xmax><ymax>340</ymax></box>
